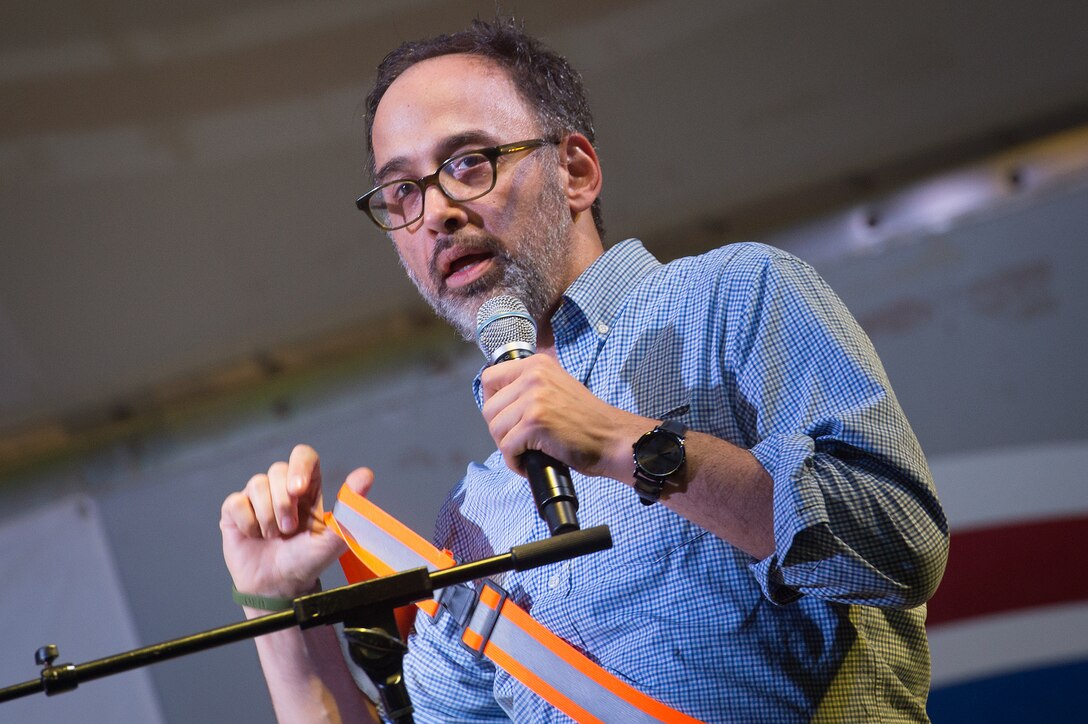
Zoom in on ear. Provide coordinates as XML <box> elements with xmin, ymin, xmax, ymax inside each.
<box><xmin>559</xmin><ymin>133</ymin><xmax>603</xmax><ymax>217</ymax></box>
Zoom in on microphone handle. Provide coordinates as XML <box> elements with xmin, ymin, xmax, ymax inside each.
<box><xmin>492</xmin><ymin>347</ymin><xmax>581</xmax><ymax>535</ymax></box>
<box><xmin>522</xmin><ymin>449</ymin><xmax>580</xmax><ymax>535</ymax></box>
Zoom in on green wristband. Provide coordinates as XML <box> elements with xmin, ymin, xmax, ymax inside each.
<box><xmin>231</xmin><ymin>585</ymin><xmax>296</xmax><ymax>612</ymax></box>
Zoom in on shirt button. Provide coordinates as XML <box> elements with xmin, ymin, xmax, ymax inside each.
<box><xmin>548</xmin><ymin>575</ymin><xmax>561</xmax><ymax>589</ymax></box>
<box><xmin>595</xmin><ymin>322</ymin><xmax>609</xmax><ymax>335</ymax></box>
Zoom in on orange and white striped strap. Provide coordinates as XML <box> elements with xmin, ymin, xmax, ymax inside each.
<box><xmin>327</xmin><ymin>484</ymin><xmax>703</xmax><ymax>724</ymax></box>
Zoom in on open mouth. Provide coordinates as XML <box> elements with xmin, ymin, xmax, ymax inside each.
<box><xmin>442</xmin><ymin>248</ymin><xmax>496</xmax><ymax>289</ymax></box>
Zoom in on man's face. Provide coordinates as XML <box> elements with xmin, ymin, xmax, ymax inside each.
<box><xmin>370</xmin><ymin>54</ymin><xmax>573</xmax><ymax>340</ymax></box>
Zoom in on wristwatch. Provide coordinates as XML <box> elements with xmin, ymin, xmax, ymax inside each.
<box><xmin>632</xmin><ymin>419</ymin><xmax>688</xmax><ymax>505</ymax></box>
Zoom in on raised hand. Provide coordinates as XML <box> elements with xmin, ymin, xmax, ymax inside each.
<box><xmin>220</xmin><ymin>444</ymin><xmax>374</xmax><ymax>602</ymax></box>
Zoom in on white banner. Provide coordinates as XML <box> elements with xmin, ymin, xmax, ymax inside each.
<box><xmin>0</xmin><ymin>496</ymin><xmax>164</xmax><ymax>723</ymax></box>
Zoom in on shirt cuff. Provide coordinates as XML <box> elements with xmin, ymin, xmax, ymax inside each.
<box><xmin>747</xmin><ymin>432</ymin><xmax>827</xmax><ymax>605</ymax></box>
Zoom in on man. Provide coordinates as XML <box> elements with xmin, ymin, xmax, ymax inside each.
<box><xmin>220</xmin><ymin>19</ymin><xmax>948</xmax><ymax>722</ymax></box>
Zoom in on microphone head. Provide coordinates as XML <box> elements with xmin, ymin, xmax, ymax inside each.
<box><xmin>476</xmin><ymin>295</ymin><xmax>537</xmax><ymax>364</ymax></box>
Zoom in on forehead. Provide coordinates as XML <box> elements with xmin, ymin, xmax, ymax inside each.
<box><xmin>371</xmin><ymin>54</ymin><xmax>539</xmax><ymax>169</ymax></box>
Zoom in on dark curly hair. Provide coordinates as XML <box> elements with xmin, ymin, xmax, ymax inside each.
<box><xmin>364</xmin><ymin>18</ymin><xmax>604</xmax><ymax>238</ymax></box>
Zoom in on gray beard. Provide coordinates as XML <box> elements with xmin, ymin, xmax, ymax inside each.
<box><xmin>399</xmin><ymin>176</ymin><xmax>572</xmax><ymax>342</ymax></box>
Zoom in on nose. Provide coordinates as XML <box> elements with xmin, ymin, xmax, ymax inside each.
<box><xmin>420</xmin><ymin>183</ymin><xmax>468</xmax><ymax>234</ymax></box>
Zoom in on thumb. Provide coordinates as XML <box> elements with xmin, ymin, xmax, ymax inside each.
<box><xmin>344</xmin><ymin>466</ymin><xmax>376</xmax><ymax>497</ymax></box>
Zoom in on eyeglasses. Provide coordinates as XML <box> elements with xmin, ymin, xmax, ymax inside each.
<box><xmin>356</xmin><ymin>138</ymin><xmax>557</xmax><ymax>231</ymax></box>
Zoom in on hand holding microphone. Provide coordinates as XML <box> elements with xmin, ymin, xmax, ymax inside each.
<box><xmin>476</xmin><ymin>296</ymin><xmax>580</xmax><ymax>535</ymax></box>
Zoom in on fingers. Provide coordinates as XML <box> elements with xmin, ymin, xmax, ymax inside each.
<box><xmin>486</xmin><ymin>402</ymin><xmax>533</xmax><ymax>475</ymax></box>
<box><xmin>243</xmin><ymin>471</ymin><xmax>282</xmax><ymax>538</ymax></box>
<box><xmin>220</xmin><ymin>472</ymin><xmax>294</xmax><ymax>541</ymax></box>
<box><xmin>222</xmin><ymin>447</ymin><xmax>384</xmax><ymax>542</ymax></box>
<box><xmin>220</xmin><ymin>487</ymin><xmax>261</xmax><ymax>539</ymax></box>
<box><xmin>287</xmin><ymin>444</ymin><xmax>322</xmax><ymax>497</ymax></box>
<box><xmin>220</xmin><ymin>445</ymin><xmax>323</xmax><ymax>540</ymax></box>
<box><xmin>267</xmin><ymin>461</ymin><xmax>298</xmax><ymax>535</ymax></box>
<box><xmin>478</xmin><ymin>354</ymin><xmax>529</xmax><ymax>402</ymax></box>
<box><xmin>272</xmin><ymin>445</ymin><xmax>321</xmax><ymax>535</ymax></box>
<box><xmin>479</xmin><ymin>355</ymin><xmax>643</xmax><ymax>479</ymax></box>
<box><xmin>481</xmin><ymin>357</ymin><xmax>555</xmax><ymax>467</ymax></box>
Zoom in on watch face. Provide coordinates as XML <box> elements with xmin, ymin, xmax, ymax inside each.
<box><xmin>635</xmin><ymin>431</ymin><xmax>684</xmax><ymax>476</ymax></box>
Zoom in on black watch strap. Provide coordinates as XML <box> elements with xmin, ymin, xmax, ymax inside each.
<box><xmin>633</xmin><ymin>476</ymin><xmax>666</xmax><ymax>506</ymax></box>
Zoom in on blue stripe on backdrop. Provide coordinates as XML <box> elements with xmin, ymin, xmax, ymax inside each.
<box><xmin>927</xmin><ymin>658</ymin><xmax>1088</xmax><ymax>723</ymax></box>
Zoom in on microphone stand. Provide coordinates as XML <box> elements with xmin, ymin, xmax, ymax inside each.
<box><xmin>0</xmin><ymin>525</ymin><xmax>612</xmax><ymax>723</ymax></box>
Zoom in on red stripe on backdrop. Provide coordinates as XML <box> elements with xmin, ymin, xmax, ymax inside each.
<box><xmin>926</xmin><ymin>514</ymin><xmax>1088</xmax><ymax>627</ymax></box>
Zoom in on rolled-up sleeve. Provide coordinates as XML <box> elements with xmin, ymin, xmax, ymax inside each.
<box><xmin>725</xmin><ymin>247</ymin><xmax>948</xmax><ymax>608</ymax></box>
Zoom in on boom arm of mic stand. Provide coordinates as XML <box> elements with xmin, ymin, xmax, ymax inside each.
<box><xmin>0</xmin><ymin>525</ymin><xmax>612</xmax><ymax>705</ymax></box>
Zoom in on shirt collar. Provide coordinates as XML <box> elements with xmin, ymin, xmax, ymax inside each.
<box><xmin>554</xmin><ymin>238</ymin><xmax>661</xmax><ymax>342</ymax></box>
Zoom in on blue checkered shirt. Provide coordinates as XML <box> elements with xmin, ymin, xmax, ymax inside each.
<box><xmin>402</xmin><ymin>239</ymin><xmax>948</xmax><ymax>722</ymax></box>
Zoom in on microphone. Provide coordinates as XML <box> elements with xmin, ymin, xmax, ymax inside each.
<box><xmin>476</xmin><ymin>295</ymin><xmax>580</xmax><ymax>535</ymax></box>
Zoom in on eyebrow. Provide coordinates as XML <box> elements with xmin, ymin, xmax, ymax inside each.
<box><xmin>374</xmin><ymin>129</ymin><xmax>501</xmax><ymax>183</ymax></box>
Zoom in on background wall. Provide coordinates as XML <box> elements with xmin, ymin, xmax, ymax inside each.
<box><xmin>813</xmin><ymin>178</ymin><xmax>1088</xmax><ymax>722</ymax></box>
<box><xmin>2</xmin><ymin>1</ymin><xmax>1087</xmax><ymax>722</ymax></box>
<box><xmin>3</xmin><ymin>166</ymin><xmax>1085</xmax><ymax>722</ymax></box>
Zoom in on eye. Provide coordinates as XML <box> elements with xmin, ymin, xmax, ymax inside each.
<box><xmin>445</xmin><ymin>152</ymin><xmax>490</xmax><ymax>181</ymax></box>
<box><xmin>384</xmin><ymin>181</ymin><xmax>417</xmax><ymax>202</ymax></box>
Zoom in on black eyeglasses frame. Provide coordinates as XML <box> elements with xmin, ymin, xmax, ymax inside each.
<box><xmin>356</xmin><ymin>138</ymin><xmax>558</xmax><ymax>231</ymax></box>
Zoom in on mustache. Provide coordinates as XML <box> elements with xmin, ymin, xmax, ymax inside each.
<box><xmin>428</xmin><ymin>233</ymin><xmax>508</xmax><ymax>287</ymax></box>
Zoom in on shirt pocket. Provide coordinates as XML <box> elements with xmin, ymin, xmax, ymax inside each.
<box><xmin>621</xmin><ymin>322</ymin><xmax>694</xmax><ymax>421</ymax></box>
